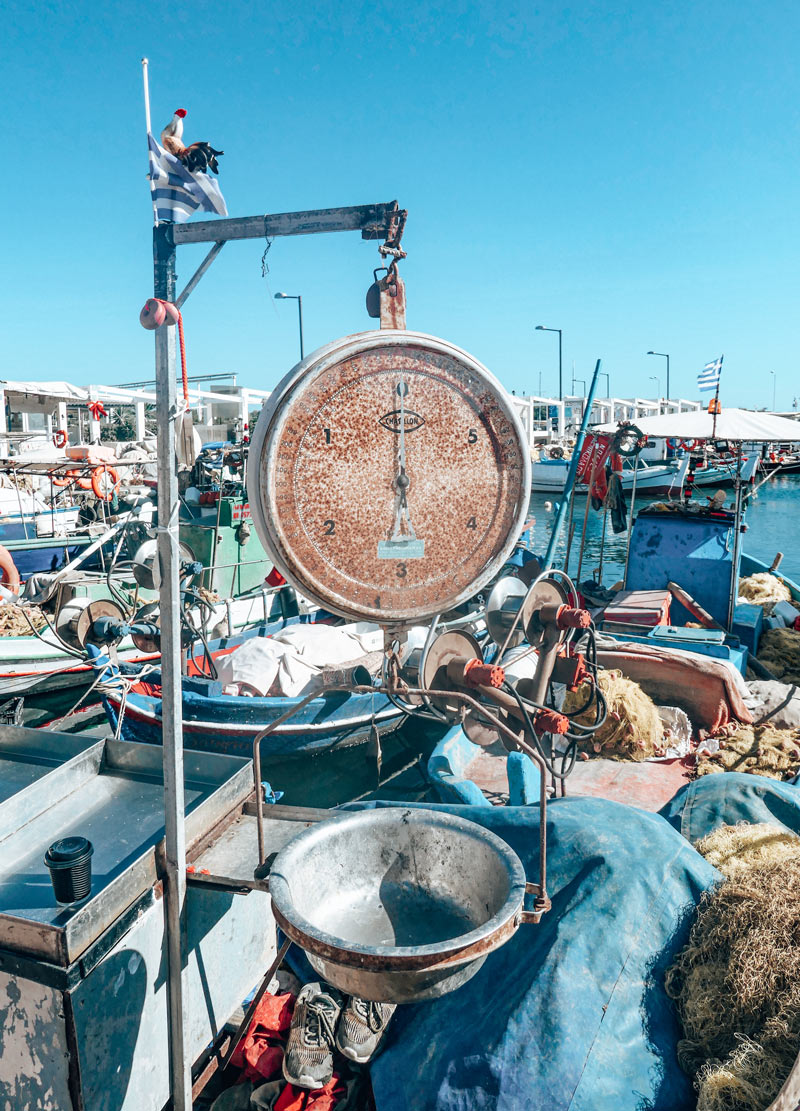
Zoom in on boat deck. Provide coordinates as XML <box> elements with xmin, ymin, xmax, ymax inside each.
<box><xmin>464</xmin><ymin>743</ymin><xmax>694</xmax><ymax>811</ymax></box>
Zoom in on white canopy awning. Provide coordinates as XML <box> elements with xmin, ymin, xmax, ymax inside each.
<box><xmin>593</xmin><ymin>407</ymin><xmax>800</xmax><ymax>443</ymax></box>
<box><xmin>0</xmin><ymin>380</ymin><xmax>89</xmax><ymax>402</ymax></box>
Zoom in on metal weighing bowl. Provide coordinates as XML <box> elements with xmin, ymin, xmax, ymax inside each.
<box><xmin>268</xmin><ymin>807</ymin><xmax>528</xmax><ymax>1003</ymax></box>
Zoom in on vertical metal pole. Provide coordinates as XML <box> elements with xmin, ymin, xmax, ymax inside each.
<box><xmin>558</xmin><ymin>329</ymin><xmax>563</xmax><ymax>401</ymax></box>
<box><xmin>543</xmin><ymin>359</ymin><xmax>602</xmax><ymax>571</ymax></box>
<box><xmin>622</xmin><ymin>456</ymin><xmax>639</xmax><ymax>589</ymax></box>
<box><xmin>141</xmin><ymin>58</ymin><xmax>160</xmax><ymax>228</ymax></box>
<box><xmin>727</xmin><ymin>449</ymin><xmax>744</xmax><ymax>630</ymax></box>
<box><xmin>297</xmin><ymin>296</ymin><xmax>305</xmax><ymax>360</ymax></box>
<box><xmin>666</xmin><ymin>354</ymin><xmax>670</xmax><ymax>401</ymax></box>
<box><xmin>153</xmin><ymin>222</ymin><xmax>191</xmax><ymax>1111</ymax></box>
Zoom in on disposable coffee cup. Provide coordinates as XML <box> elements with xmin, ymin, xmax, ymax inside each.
<box><xmin>44</xmin><ymin>837</ymin><xmax>94</xmax><ymax>904</ymax></box>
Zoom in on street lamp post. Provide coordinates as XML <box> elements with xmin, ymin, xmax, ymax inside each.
<box><xmin>647</xmin><ymin>351</ymin><xmax>669</xmax><ymax>399</ymax></box>
<box><xmin>599</xmin><ymin>372</ymin><xmax>610</xmax><ymax>397</ymax></box>
<box><xmin>770</xmin><ymin>371</ymin><xmax>777</xmax><ymax>410</ymax></box>
<box><xmin>535</xmin><ymin>325</ymin><xmax>562</xmax><ymax>400</ymax></box>
<box><xmin>572</xmin><ymin>377</ymin><xmax>586</xmax><ymax>396</ymax></box>
<box><xmin>275</xmin><ymin>292</ymin><xmax>304</xmax><ymax>360</ymax></box>
<box><xmin>649</xmin><ymin>375</ymin><xmax>661</xmax><ymax>402</ymax></box>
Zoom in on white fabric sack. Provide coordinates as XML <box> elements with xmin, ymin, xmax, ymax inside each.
<box><xmin>745</xmin><ymin>680</ymin><xmax>800</xmax><ymax>729</ymax></box>
<box><xmin>215</xmin><ymin>637</ymin><xmax>318</xmax><ymax>698</ymax></box>
<box><xmin>215</xmin><ymin>623</ymin><xmax>384</xmax><ymax>698</ymax></box>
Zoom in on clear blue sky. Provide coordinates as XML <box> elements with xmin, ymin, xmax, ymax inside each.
<box><xmin>3</xmin><ymin>0</ymin><xmax>799</xmax><ymax>408</ymax></box>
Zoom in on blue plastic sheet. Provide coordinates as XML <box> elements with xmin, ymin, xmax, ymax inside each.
<box><xmin>333</xmin><ymin>798</ymin><xmax>718</xmax><ymax>1111</ymax></box>
<box><xmin>660</xmin><ymin>771</ymin><xmax>800</xmax><ymax>843</ymax></box>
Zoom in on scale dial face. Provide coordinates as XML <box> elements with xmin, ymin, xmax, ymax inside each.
<box><xmin>248</xmin><ymin>331</ymin><xmax>531</xmax><ymax>624</ymax></box>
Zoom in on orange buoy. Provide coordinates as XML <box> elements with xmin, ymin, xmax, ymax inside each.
<box><xmin>53</xmin><ymin>429</ymin><xmax>68</xmax><ymax>449</ymax></box>
<box><xmin>52</xmin><ymin>468</ymin><xmax>81</xmax><ymax>489</ymax></box>
<box><xmin>0</xmin><ymin>545</ymin><xmax>20</xmax><ymax>592</ymax></box>
<box><xmin>91</xmin><ymin>465</ymin><xmax>119</xmax><ymax>501</ymax></box>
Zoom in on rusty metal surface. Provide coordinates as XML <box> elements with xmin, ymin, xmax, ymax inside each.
<box><xmin>379</xmin><ymin>268</ymin><xmax>406</xmax><ymax>330</ymax></box>
<box><xmin>248</xmin><ymin>331</ymin><xmax>531</xmax><ymax>624</ymax></box>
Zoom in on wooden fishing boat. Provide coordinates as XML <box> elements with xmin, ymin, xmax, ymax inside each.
<box><xmin>740</xmin><ymin>550</ymin><xmax>800</xmax><ymax>602</ymax></box>
<box><xmin>97</xmin><ymin>619</ymin><xmax>403</xmax><ymax>757</ymax></box>
<box><xmin>531</xmin><ymin>453</ymin><xmax>680</xmax><ymax>495</ymax></box>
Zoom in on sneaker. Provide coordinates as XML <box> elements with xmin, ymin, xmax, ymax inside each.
<box><xmin>335</xmin><ymin>996</ymin><xmax>397</xmax><ymax>1064</ymax></box>
<box><xmin>282</xmin><ymin>982</ymin><xmax>343</xmax><ymax>1090</ymax></box>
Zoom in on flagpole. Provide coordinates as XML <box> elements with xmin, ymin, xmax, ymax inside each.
<box><xmin>142</xmin><ymin>57</ymin><xmax>159</xmax><ymax>227</ymax></box>
<box><xmin>711</xmin><ymin>355</ymin><xmax>723</xmax><ymax>439</ymax></box>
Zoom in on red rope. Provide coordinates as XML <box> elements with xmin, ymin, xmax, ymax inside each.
<box><xmin>176</xmin><ymin>310</ymin><xmax>189</xmax><ymax>403</ymax></box>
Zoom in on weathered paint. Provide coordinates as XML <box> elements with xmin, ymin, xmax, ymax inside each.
<box><xmin>72</xmin><ymin>884</ymin><xmax>276</xmax><ymax>1110</ymax></box>
<box><xmin>625</xmin><ymin>507</ymin><xmax>739</xmax><ymax>627</ymax></box>
<box><xmin>0</xmin><ymin>972</ymin><xmax>72</xmax><ymax>1111</ymax></box>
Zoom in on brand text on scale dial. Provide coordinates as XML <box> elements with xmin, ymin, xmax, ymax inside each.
<box><xmin>378</xmin><ymin>410</ymin><xmax>426</xmax><ymax>433</ymax></box>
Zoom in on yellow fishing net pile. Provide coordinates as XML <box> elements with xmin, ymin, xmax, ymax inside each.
<box><xmin>562</xmin><ymin>668</ymin><xmax>663</xmax><ymax>760</ymax></box>
<box><xmin>757</xmin><ymin>628</ymin><xmax>800</xmax><ymax>685</ymax></box>
<box><xmin>0</xmin><ymin>605</ymin><xmax>47</xmax><ymax>637</ymax></box>
<box><xmin>696</xmin><ymin>723</ymin><xmax>800</xmax><ymax>781</ymax></box>
<box><xmin>695</xmin><ymin>822</ymin><xmax>800</xmax><ymax>881</ymax></box>
<box><xmin>665</xmin><ymin>823</ymin><xmax>800</xmax><ymax>1111</ymax></box>
<box><xmin>738</xmin><ymin>572</ymin><xmax>792</xmax><ymax>609</ymax></box>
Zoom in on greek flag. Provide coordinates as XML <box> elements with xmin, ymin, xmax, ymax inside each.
<box><xmin>697</xmin><ymin>355</ymin><xmax>723</xmax><ymax>393</ymax></box>
<box><xmin>147</xmin><ymin>134</ymin><xmax>227</xmax><ymax>224</ymax></box>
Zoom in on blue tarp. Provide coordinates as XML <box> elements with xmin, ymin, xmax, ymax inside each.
<box><xmin>338</xmin><ymin>798</ymin><xmax>717</xmax><ymax>1111</ymax></box>
<box><xmin>284</xmin><ymin>778</ymin><xmax>800</xmax><ymax>1109</ymax></box>
<box><xmin>660</xmin><ymin>771</ymin><xmax>800</xmax><ymax>842</ymax></box>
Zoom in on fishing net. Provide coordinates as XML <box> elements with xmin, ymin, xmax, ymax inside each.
<box><xmin>694</xmin><ymin>821</ymin><xmax>800</xmax><ymax>881</ymax></box>
<box><xmin>696</xmin><ymin>723</ymin><xmax>800</xmax><ymax>780</ymax></box>
<box><xmin>757</xmin><ymin>628</ymin><xmax>800</xmax><ymax>685</ymax></box>
<box><xmin>738</xmin><ymin>572</ymin><xmax>792</xmax><ymax>610</ymax></box>
<box><xmin>563</xmin><ymin>668</ymin><xmax>663</xmax><ymax>760</ymax></box>
<box><xmin>0</xmin><ymin>605</ymin><xmax>47</xmax><ymax>637</ymax></box>
<box><xmin>665</xmin><ymin>833</ymin><xmax>800</xmax><ymax>1111</ymax></box>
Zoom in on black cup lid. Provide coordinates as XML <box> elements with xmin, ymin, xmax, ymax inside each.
<box><xmin>45</xmin><ymin>836</ymin><xmax>93</xmax><ymax>864</ymax></box>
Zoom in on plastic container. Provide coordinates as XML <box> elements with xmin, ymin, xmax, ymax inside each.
<box><xmin>44</xmin><ymin>837</ymin><xmax>94</xmax><ymax>904</ymax></box>
<box><xmin>773</xmin><ymin>600</ymin><xmax>800</xmax><ymax>626</ymax></box>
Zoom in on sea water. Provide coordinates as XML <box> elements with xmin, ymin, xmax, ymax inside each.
<box><xmin>525</xmin><ymin>472</ymin><xmax>800</xmax><ymax>589</ymax></box>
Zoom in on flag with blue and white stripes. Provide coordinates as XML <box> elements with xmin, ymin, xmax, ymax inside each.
<box><xmin>697</xmin><ymin>355</ymin><xmax>723</xmax><ymax>393</ymax></box>
<box><xmin>147</xmin><ymin>134</ymin><xmax>227</xmax><ymax>224</ymax></box>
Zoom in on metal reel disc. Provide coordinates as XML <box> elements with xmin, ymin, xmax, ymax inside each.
<box><xmin>485</xmin><ymin>576</ymin><xmax>527</xmax><ymax>650</ymax></box>
<box><xmin>131</xmin><ymin>602</ymin><xmax>161</xmax><ymax>654</ymax></box>
<box><xmin>422</xmin><ymin>629</ymin><xmax>483</xmax><ymax>719</ymax></box>
<box><xmin>132</xmin><ymin>539</ymin><xmax>197</xmax><ymax>591</ymax></box>
<box><xmin>520</xmin><ymin>579</ymin><xmax>569</xmax><ymax>649</ymax></box>
<box><xmin>462</xmin><ymin>704</ymin><xmax>506</xmax><ymax>748</ymax></box>
<box><xmin>74</xmin><ymin>599</ymin><xmax>127</xmax><ymax>649</ymax></box>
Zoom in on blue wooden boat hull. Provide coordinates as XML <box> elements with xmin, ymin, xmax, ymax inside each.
<box><xmin>4</xmin><ymin>539</ymin><xmax>91</xmax><ymax>578</ymax></box>
<box><xmin>99</xmin><ymin>616</ymin><xmax>402</xmax><ymax>757</ymax></box>
<box><xmin>106</xmin><ymin>684</ymin><xmax>401</xmax><ymax>757</ymax></box>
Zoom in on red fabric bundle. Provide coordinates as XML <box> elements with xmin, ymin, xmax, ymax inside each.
<box><xmin>230</xmin><ymin>992</ymin><xmax>296</xmax><ymax>1083</ymax></box>
<box><xmin>274</xmin><ymin>1075</ymin><xmax>347</xmax><ymax>1110</ymax></box>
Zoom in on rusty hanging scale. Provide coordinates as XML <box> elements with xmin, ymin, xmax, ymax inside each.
<box><xmin>366</xmin><ymin>212</ymin><xmax>408</xmax><ymax>329</ymax></box>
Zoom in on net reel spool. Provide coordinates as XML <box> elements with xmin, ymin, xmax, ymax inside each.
<box><xmin>485</xmin><ymin>576</ymin><xmax>528</xmax><ymax>651</ymax></box>
<box><xmin>55</xmin><ymin>598</ymin><xmax>128</xmax><ymax>652</ymax></box>
<box><xmin>132</xmin><ymin>539</ymin><xmax>198</xmax><ymax>592</ymax></box>
<box><xmin>420</xmin><ymin>629</ymin><xmax>484</xmax><ymax>718</ymax></box>
<box><xmin>520</xmin><ymin>578</ymin><xmax>572</xmax><ymax>650</ymax></box>
<box><xmin>129</xmin><ymin>602</ymin><xmax>163</xmax><ymax>654</ymax></box>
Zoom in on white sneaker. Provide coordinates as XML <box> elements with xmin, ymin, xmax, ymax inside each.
<box><xmin>282</xmin><ymin>982</ymin><xmax>343</xmax><ymax>1089</ymax></box>
<box><xmin>335</xmin><ymin>996</ymin><xmax>396</xmax><ymax>1064</ymax></box>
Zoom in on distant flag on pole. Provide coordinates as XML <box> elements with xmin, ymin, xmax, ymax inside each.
<box><xmin>697</xmin><ymin>355</ymin><xmax>723</xmax><ymax>393</ymax></box>
<box><xmin>147</xmin><ymin>134</ymin><xmax>227</xmax><ymax>224</ymax></box>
